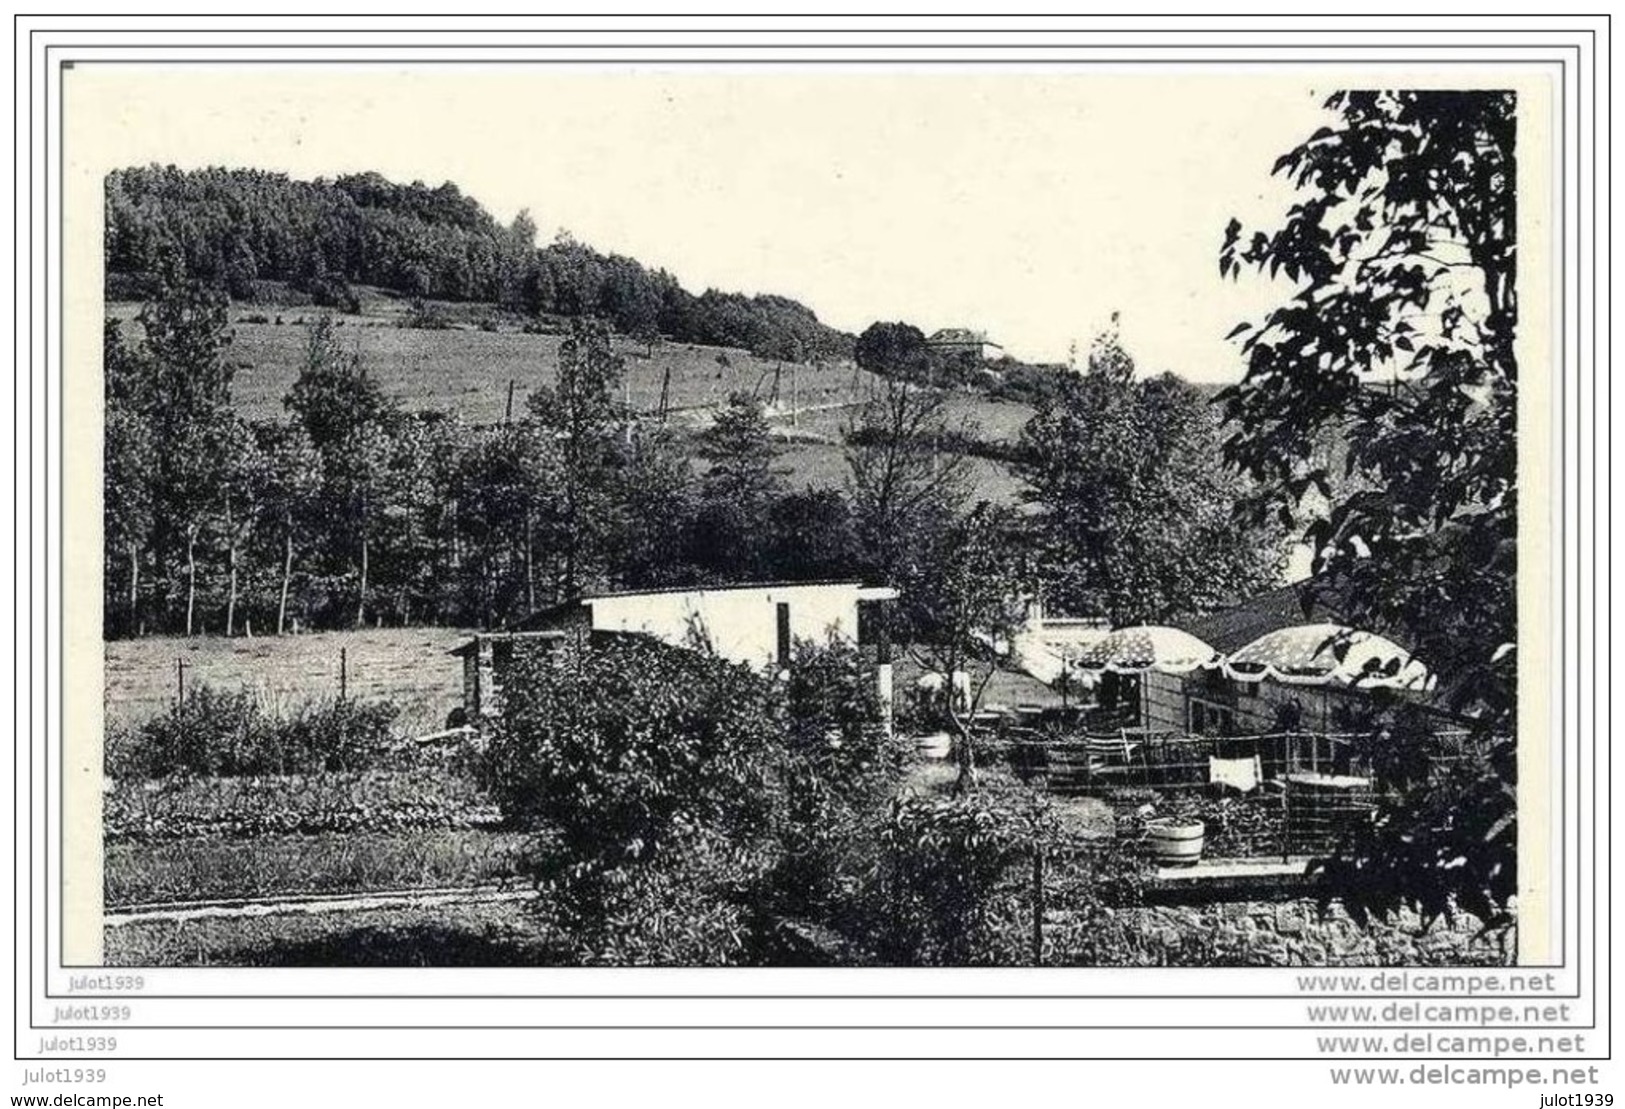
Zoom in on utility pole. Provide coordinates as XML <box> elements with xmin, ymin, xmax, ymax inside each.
<box><xmin>1031</xmin><ymin>847</ymin><xmax>1046</xmax><ymax>965</ymax></box>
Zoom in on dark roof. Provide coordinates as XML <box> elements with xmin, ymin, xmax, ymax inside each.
<box><xmin>1178</xmin><ymin>581</ymin><xmax>1352</xmax><ymax>654</ymax></box>
<box><xmin>448</xmin><ymin>629</ymin><xmax>568</xmax><ymax>656</ymax></box>
<box><xmin>579</xmin><ymin>578</ymin><xmax>870</xmax><ymax>599</ymax></box>
<box><xmin>927</xmin><ymin>328</ymin><xmax>993</xmax><ymax>345</ymax></box>
<box><xmin>1180</xmin><ymin>577</ymin><xmax>1426</xmax><ymax>655</ymax></box>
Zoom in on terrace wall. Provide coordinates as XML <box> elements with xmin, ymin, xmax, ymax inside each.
<box><xmin>1073</xmin><ymin>898</ymin><xmax>1511</xmax><ymax>967</ymax></box>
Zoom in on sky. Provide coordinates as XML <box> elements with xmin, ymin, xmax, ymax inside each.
<box><xmin>70</xmin><ymin>65</ymin><xmax>1351</xmax><ymax>381</ymax></box>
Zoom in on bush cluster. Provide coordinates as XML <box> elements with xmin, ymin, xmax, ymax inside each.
<box><xmin>858</xmin><ymin>783</ymin><xmax>1048</xmax><ymax>965</ymax></box>
<box><xmin>482</xmin><ymin>637</ymin><xmax>1152</xmax><ymax>967</ymax></box>
<box><xmin>106</xmin><ymin>687</ymin><xmax>403</xmax><ymax>779</ymax></box>
<box><xmin>485</xmin><ymin>636</ymin><xmax>911</xmax><ymax>964</ymax></box>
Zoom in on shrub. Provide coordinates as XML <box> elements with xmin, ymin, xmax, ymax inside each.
<box><xmin>106</xmin><ymin>687</ymin><xmax>403</xmax><ymax>779</ymax></box>
<box><xmin>106</xmin><ymin>686</ymin><xmax>263</xmax><ymax>779</ymax></box>
<box><xmin>855</xmin><ymin>778</ymin><xmax>1052</xmax><ymax>966</ymax></box>
<box><xmin>783</xmin><ymin>640</ymin><xmax>890</xmax><ymax>786</ymax></box>
<box><xmin>768</xmin><ymin>641</ymin><xmax>901</xmax><ymax>916</ymax></box>
<box><xmin>549</xmin><ymin>831</ymin><xmax>764</xmax><ymax>967</ymax></box>
<box><xmin>309</xmin><ymin>275</ymin><xmax>361</xmax><ymax>314</ymax></box>
<box><xmin>483</xmin><ymin>636</ymin><xmax>785</xmax><ymax>958</ymax></box>
<box><xmin>405</xmin><ymin>298</ymin><xmax>452</xmax><ymax>330</ymax></box>
<box><xmin>484</xmin><ymin>635</ymin><xmax>781</xmax><ymax>858</ymax></box>
<box><xmin>483</xmin><ymin>636</ymin><xmax>908</xmax><ymax>964</ymax></box>
<box><xmin>1035</xmin><ymin>841</ymin><xmax>1149</xmax><ymax>966</ymax></box>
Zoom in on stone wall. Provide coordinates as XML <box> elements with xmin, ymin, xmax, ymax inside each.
<box><xmin>1057</xmin><ymin>898</ymin><xmax>1513</xmax><ymax>967</ymax></box>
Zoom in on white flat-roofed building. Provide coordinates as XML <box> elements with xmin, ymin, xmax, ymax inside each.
<box><xmin>454</xmin><ymin>580</ymin><xmax>900</xmax><ymax>725</ymax></box>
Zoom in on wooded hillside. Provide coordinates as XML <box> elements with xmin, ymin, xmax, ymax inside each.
<box><xmin>106</xmin><ymin>166</ymin><xmax>855</xmax><ymax>363</ymax></box>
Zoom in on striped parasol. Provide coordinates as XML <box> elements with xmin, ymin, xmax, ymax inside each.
<box><xmin>1223</xmin><ymin>623</ymin><xmax>1432</xmax><ymax>689</ymax></box>
<box><xmin>1072</xmin><ymin>625</ymin><xmax>1222</xmax><ymax>676</ymax></box>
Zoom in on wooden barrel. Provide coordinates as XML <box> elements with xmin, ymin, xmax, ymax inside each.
<box><xmin>1144</xmin><ymin>817</ymin><xmax>1206</xmax><ymax>866</ymax></box>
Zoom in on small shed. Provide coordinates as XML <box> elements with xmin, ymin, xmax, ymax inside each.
<box><xmin>449</xmin><ymin>630</ymin><xmax>568</xmax><ymax>720</ymax></box>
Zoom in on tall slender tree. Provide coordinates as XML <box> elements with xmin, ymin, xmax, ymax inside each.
<box><xmin>526</xmin><ymin>318</ymin><xmax>630</xmax><ymax>600</ymax></box>
<box><xmin>693</xmin><ymin>392</ymin><xmax>785</xmax><ymax>580</ymax></box>
<box><xmin>139</xmin><ymin>280</ymin><xmax>236</xmax><ymax>635</ymax></box>
<box><xmin>251</xmin><ymin>420</ymin><xmax>321</xmax><ymax>635</ymax></box>
<box><xmin>843</xmin><ymin>379</ymin><xmax>972</xmax><ymax>609</ymax></box>
<box><xmin>905</xmin><ymin>503</ymin><xmax>1030</xmax><ymax>792</ymax></box>
<box><xmin>285</xmin><ymin>315</ymin><xmax>400</xmax><ymax>626</ymax></box>
<box><xmin>217</xmin><ymin>417</ymin><xmax>263</xmax><ymax>637</ymax></box>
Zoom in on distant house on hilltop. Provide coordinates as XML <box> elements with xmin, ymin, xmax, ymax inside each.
<box><xmin>926</xmin><ymin>328</ymin><xmax>1004</xmax><ymax>361</ymax></box>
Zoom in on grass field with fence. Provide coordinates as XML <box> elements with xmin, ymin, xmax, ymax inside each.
<box><xmin>104</xmin><ymin>627</ymin><xmax>473</xmax><ymax>738</ymax></box>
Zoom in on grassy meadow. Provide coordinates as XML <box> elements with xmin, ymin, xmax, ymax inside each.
<box><xmin>107</xmin><ymin>293</ymin><xmax>1037</xmax><ymax>504</ymax></box>
<box><xmin>108</xmin><ymin>297</ymin><xmax>889</xmax><ymax>427</ymax></box>
<box><xmin>104</xmin><ymin>626</ymin><xmax>472</xmax><ymax>736</ymax></box>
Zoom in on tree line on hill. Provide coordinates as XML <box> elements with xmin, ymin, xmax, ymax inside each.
<box><xmin>105</xmin><ymin>166</ymin><xmax>854</xmax><ymax>363</ymax></box>
<box><xmin>103</xmin><ymin>279</ymin><xmax>1284</xmax><ymax>642</ymax></box>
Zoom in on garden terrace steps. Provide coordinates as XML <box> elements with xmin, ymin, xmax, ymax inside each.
<box><xmin>1142</xmin><ymin>856</ymin><xmax>1316</xmax><ymax>905</ymax></box>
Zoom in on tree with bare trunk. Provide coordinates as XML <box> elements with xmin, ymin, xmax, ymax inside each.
<box><xmin>843</xmin><ymin>377</ymin><xmax>974</xmax><ymax>606</ymax></box>
<box><xmin>137</xmin><ymin>279</ymin><xmax>235</xmax><ymax>637</ymax></box>
<box><xmin>251</xmin><ymin>420</ymin><xmax>321</xmax><ymax>635</ymax></box>
<box><xmin>217</xmin><ymin>417</ymin><xmax>263</xmax><ymax>637</ymax></box>
<box><xmin>904</xmin><ymin>503</ymin><xmax>1030</xmax><ymax>793</ymax></box>
<box><xmin>103</xmin><ymin>321</ymin><xmax>156</xmax><ymax>638</ymax></box>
